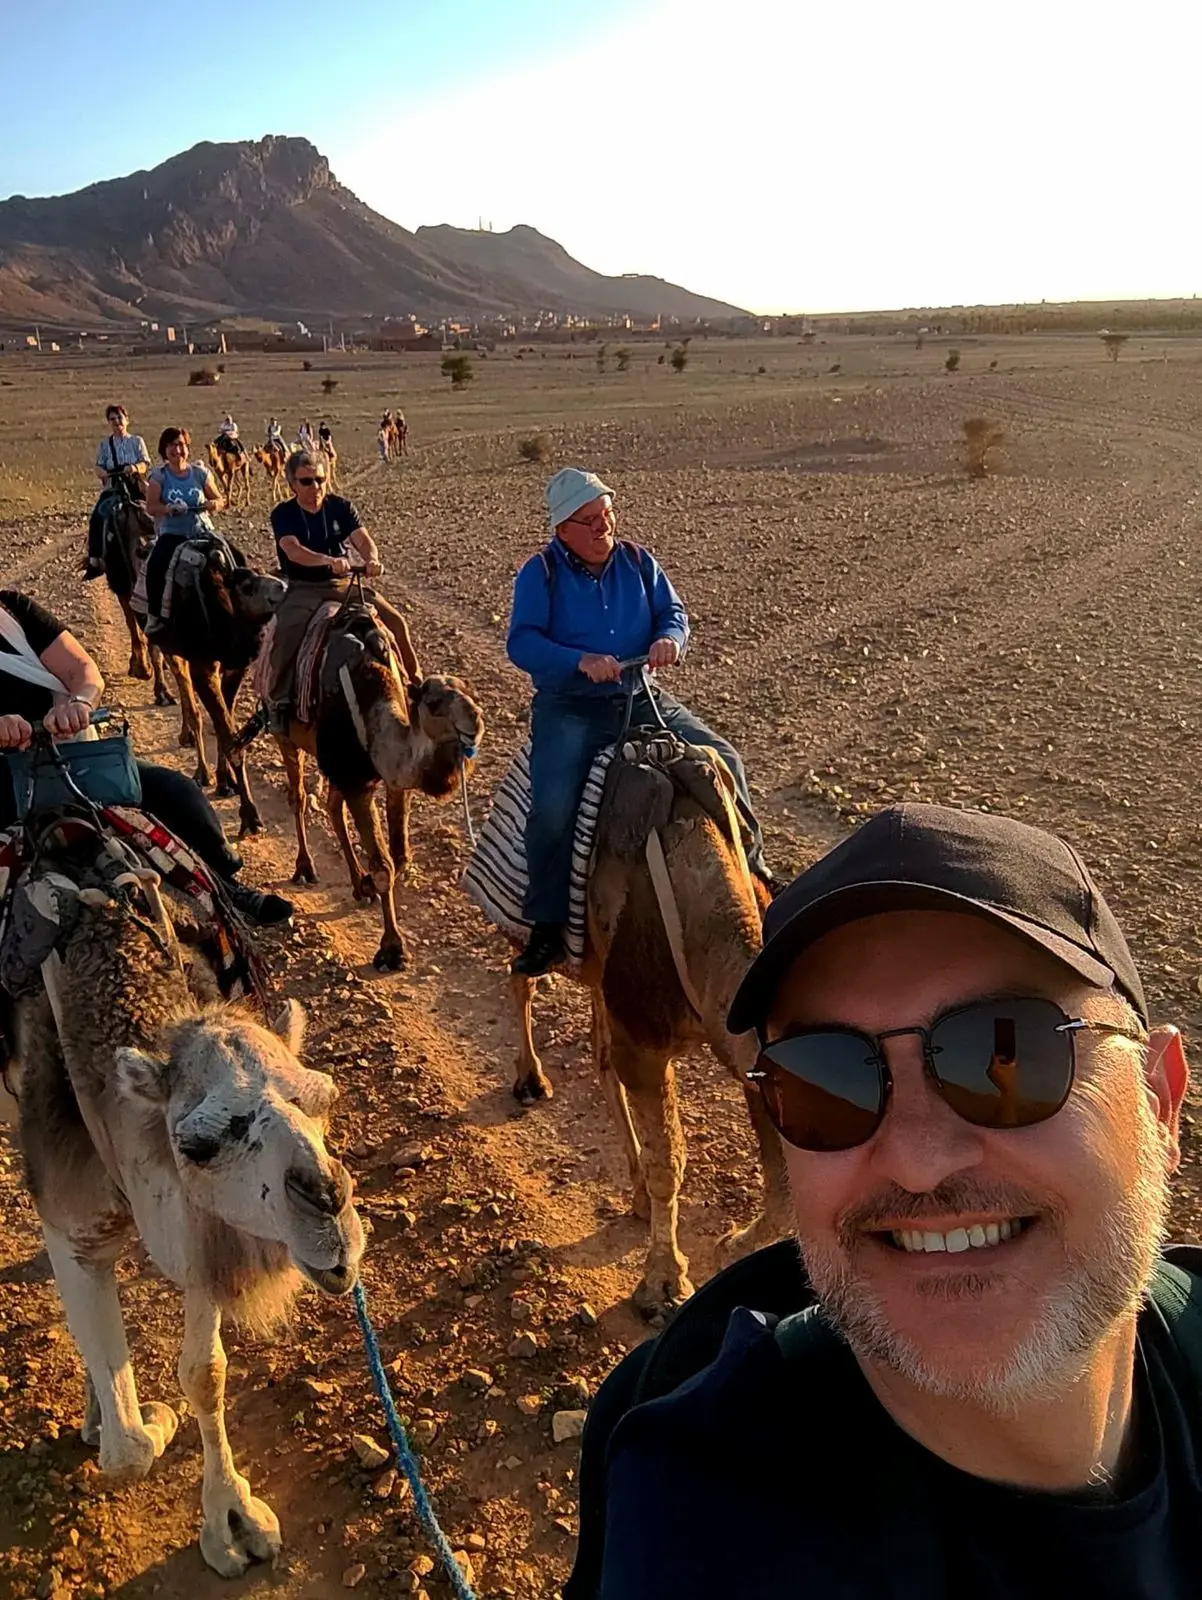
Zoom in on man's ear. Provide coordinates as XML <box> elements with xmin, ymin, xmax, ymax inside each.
<box><xmin>1146</xmin><ymin>1025</ymin><xmax>1189</xmax><ymax>1171</ymax></box>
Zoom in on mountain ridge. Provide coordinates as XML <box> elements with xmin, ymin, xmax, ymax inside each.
<box><xmin>0</xmin><ymin>136</ymin><xmax>746</xmax><ymax>328</ymax></box>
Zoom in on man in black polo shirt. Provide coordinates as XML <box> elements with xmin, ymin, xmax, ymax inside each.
<box><xmin>265</xmin><ymin>450</ymin><xmax>385</xmax><ymax>731</ymax></box>
<box><xmin>573</xmin><ymin>804</ymin><xmax>1201</xmax><ymax>1598</ymax></box>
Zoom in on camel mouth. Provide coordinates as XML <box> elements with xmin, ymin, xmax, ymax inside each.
<box><xmin>297</xmin><ymin>1256</ymin><xmax>358</xmax><ymax>1296</ymax></box>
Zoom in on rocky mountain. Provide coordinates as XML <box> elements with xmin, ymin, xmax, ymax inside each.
<box><xmin>0</xmin><ymin>136</ymin><xmax>745</xmax><ymax>328</ymax></box>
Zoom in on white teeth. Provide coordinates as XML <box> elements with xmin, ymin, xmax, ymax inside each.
<box><xmin>890</xmin><ymin>1219</ymin><xmax>1025</xmax><ymax>1253</ymax></box>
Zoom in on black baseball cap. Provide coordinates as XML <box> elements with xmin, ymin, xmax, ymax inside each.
<box><xmin>728</xmin><ymin>803</ymin><xmax>1147</xmax><ymax>1035</ymax></box>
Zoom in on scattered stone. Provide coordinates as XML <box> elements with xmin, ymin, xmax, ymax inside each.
<box><xmin>462</xmin><ymin>1369</ymin><xmax>492</xmax><ymax>1393</ymax></box>
<box><xmin>456</xmin><ymin>1264</ymin><xmax>478</xmax><ymax>1290</ymax></box>
<box><xmin>37</xmin><ymin>1569</ymin><xmax>64</xmax><ymax>1599</ymax></box>
<box><xmin>510</xmin><ymin>1298</ymin><xmax>533</xmax><ymax>1323</ymax></box>
<box><xmin>464</xmin><ymin>1294</ymin><xmax>484</xmax><ymax>1310</ymax></box>
<box><xmin>342</xmin><ymin>1562</ymin><xmax>367</xmax><ymax>1588</ymax></box>
<box><xmin>351</xmin><ymin>1434</ymin><xmax>390</xmax><ymax>1469</ymax></box>
<box><xmin>411</xmin><ymin>1419</ymin><xmax>439</xmax><ymax>1447</ymax></box>
<box><xmin>302</xmin><ymin>1377</ymin><xmax>337</xmax><ymax>1399</ymax></box>
<box><xmin>411</xmin><ymin>1554</ymin><xmax>435</xmax><ymax>1578</ymax></box>
<box><xmin>372</xmin><ymin>1468</ymin><xmax>397</xmax><ymax>1500</ymax></box>
<box><xmin>577</xmin><ymin>1303</ymin><xmax>599</xmax><ymax>1327</ymax></box>
<box><xmin>516</xmin><ymin>1394</ymin><xmax>542</xmax><ymax>1417</ymax></box>
<box><xmin>393</xmin><ymin>1144</ymin><xmax>431</xmax><ymax>1171</ymax></box>
<box><xmin>502</xmin><ymin>1454</ymin><xmax>523</xmax><ymax>1471</ymax></box>
<box><xmin>452</xmin><ymin>1551</ymin><xmax>477</xmax><ymax>1587</ymax></box>
<box><xmin>464</xmin><ymin>1531</ymin><xmax>487</xmax><ymax>1552</ymax></box>
<box><xmin>509</xmin><ymin>1331</ymin><xmax>539</xmax><ymax>1358</ymax></box>
<box><xmin>552</xmin><ymin>1409</ymin><xmax>587</xmax><ymax>1444</ymax></box>
<box><xmin>558</xmin><ymin>1376</ymin><xmax>591</xmax><ymax>1408</ymax></box>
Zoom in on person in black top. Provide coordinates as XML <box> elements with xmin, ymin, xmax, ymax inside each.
<box><xmin>575</xmin><ymin>805</ymin><xmax>1201</xmax><ymax>1599</ymax></box>
<box><xmin>265</xmin><ymin>450</ymin><xmax>419</xmax><ymax>730</ymax></box>
<box><xmin>0</xmin><ymin>590</ymin><xmax>291</xmax><ymax>926</ymax></box>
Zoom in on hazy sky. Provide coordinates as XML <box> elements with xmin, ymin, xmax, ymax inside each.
<box><xmin>3</xmin><ymin>0</ymin><xmax>1198</xmax><ymax>313</ymax></box>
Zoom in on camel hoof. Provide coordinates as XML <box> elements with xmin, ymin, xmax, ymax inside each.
<box><xmin>632</xmin><ymin>1270</ymin><xmax>695</xmax><ymax>1321</ymax></box>
<box><xmin>353</xmin><ymin>873</ymin><xmax>378</xmax><ymax>902</ymax></box>
<box><xmin>513</xmin><ymin>1072</ymin><xmax>553</xmax><ymax>1105</ymax></box>
<box><xmin>200</xmin><ymin>1494</ymin><xmax>281</xmax><ymax>1578</ymax></box>
<box><xmin>178</xmin><ymin>726</ymin><xmax>196</xmax><ymax>748</ymax></box>
<box><xmin>193</xmin><ymin>766</ymin><xmax>212</xmax><ymax>788</ymax></box>
<box><xmin>238</xmin><ymin>813</ymin><xmax>265</xmax><ymax>839</ymax></box>
<box><xmin>372</xmin><ymin>941</ymin><xmax>408</xmax><ymax>972</ymax></box>
<box><xmin>292</xmin><ymin>863</ymin><xmax>318</xmax><ymax>886</ymax></box>
<box><xmin>214</xmin><ymin>779</ymin><xmax>238</xmax><ymax>800</ymax></box>
<box><xmin>153</xmin><ymin>687</ymin><xmax>176</xmax><ymax>707</ymax></box>
<box><xmin>128</xmin><ymin>657</ymin><xmax>151</xmax><ymax>682</ymax></box>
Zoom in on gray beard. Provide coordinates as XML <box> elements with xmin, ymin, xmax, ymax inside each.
<box><xmin>799</xmin><ymin>1148</ymin><xmax>1171</xmax><ymax>1413</ymax></box>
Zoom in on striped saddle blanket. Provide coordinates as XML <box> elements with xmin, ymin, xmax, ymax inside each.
<box><xmin>462</xmin><ymin>741</ymin><xmax>615</xmax><ymax>967</ymax></box>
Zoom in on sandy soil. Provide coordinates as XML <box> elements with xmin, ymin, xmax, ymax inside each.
<box><xmin>0</xmin><ymin>333</ymin><xmax>1200</xmax><ymax>1600</ymax></box>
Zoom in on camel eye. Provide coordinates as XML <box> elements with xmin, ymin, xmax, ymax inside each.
<box><xmin>178</xmin><ymin>1133</ymin><xmax>221</xmax><ymax>1165</ymax></box>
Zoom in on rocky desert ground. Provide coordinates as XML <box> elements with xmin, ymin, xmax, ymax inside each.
<box><xmin>0</xmin><ymin>331</ymin><xmax>1199</xmax><ymax>1599</ymax></box>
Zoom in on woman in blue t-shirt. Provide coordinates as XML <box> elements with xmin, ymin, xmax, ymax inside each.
<box><xmin>143</xmin><ymin>426</ymin><xmax>222</xmax><ymax>623</ymax></box>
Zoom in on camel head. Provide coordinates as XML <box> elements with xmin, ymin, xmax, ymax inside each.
<box><xmin>226</xmin><ymin>565</ymin><xmax>287</xmax><ymax>623</ymax></box>
<box><xmin>114</xmin><ymin>999</ymin><xmax>364</xmax><ymax>1296</ymax></box>
<box><xmin>406</xmin><ymin>675</ymin><xmax>485</xmax><ymax>798</ymax></box>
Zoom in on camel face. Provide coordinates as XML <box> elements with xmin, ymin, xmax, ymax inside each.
<box><xmin>230</xmin><ymin>568</ymin><xmax>287</xmax><ymax>622</ymax></box>
<box><xmin>412</xmin><ymin>674</ymin><xmax>485</xmax><ymax>758</ymax></box>
<box><xmin>116</xmin><ymin>1011</ymin><xmax>364</xmax><ymax>1295</ymax></box>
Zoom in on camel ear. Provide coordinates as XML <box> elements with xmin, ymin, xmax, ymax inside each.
<box><xmin>296</xmin><ymin>1068</ymin><xmax>338</xmax><ymax>1119</ymax></box>
<box><xmin>115</xmin><ymin>1047</ymin><xmax>169</xmax><ymax>1105</ymax></box>
<box><xmin>272</xmin><ymin>999</ymin><xmax>306</xmax><ymax>1057</ymax></box>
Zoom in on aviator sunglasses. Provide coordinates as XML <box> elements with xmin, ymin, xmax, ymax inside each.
<box><xmin>747</xmin><ymin>996</ymin><xmax>1144</xmax><ymax>1152</ymax></box>
<box><xmin>296</xmin><ymin>475</ymin><xmax>326</xmax><ymax>487</ymax></box>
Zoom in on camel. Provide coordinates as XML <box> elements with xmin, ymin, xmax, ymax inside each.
<box><xmin>275</xmin><ymin>603</ymin><xmax>482</xmax><ymax>970</ymax></box>
<box><xmin>392</xmin><ymin>412</ymin><xmax>408</xmax><ymax>457</ymax></box>
<box><xmin>320</xmin><ymin>440</ymin><xmax>339</xmax><ymax>489</ymax></box>
<box><xmin>149</xmin><ymin>546</ymin><xmax>285</xmax><ymax>836</ymax></box>
<box><xmin>92</xmin><ymin>492</ymin><xmax>176</xmax><ymax>704</ymax></box>
<box><xmin>13</xmin><ymin>843</ymin><xmax>363</xmax><ymax>1576</ymax></box>
<box><xmin>207</xmin><ymin>440</ymin><xmax>252</xmax><ymax>509</ymax></box>
<box><xmin>254</xmin><ymin>443</ymin><xmax>288</xmax><ymax>504</ymax></box>
<box><xmin>507</xmin><ymin>734</ymin><xmax>789</xmax><ymax>1317</ymax></box>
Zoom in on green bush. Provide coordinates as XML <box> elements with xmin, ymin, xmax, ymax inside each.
<box><xmin>441</xmin><ymin>354</ymin><xmax>474</xmax><ymax>389</ymax></box>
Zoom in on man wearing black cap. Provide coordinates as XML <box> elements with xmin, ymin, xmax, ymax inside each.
<box><xmin>569</xmin><ymin>804</ymin><xmax>1201</xmax><ymax>1598</ymax></box>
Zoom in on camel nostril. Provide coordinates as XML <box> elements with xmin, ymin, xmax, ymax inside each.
<box><xmin>284</xmin><ymin>1165</ymin><xmax>342</xmax><ymax>1218</ymax></box>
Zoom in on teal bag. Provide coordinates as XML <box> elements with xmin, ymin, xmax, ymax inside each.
<box><xmin>5</xmin><ymin>724</ymin><xmax>143</xmax><ymax>819</ymax></box>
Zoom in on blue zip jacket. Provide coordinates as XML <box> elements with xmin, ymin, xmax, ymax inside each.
<box><xmin>506</xmin><ymin>539</ymin><xmax>690</xmax><ymax>695</ymax></box>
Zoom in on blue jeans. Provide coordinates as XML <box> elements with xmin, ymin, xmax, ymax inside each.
<box><xmin>523</xmin><ymin>686</ymin><xmax>765</xmax><ymax>925</ymax></box>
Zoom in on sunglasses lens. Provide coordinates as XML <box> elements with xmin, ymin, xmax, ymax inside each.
<box><xmin>756</xmin><ymin>1033</ymin><xmax>885</xmax><ymax>1152</ymax></box>
<box><xmin>930</xmin><ymin>998</ymin><xmax>1073</xmax><ymax>1130</ymax></box>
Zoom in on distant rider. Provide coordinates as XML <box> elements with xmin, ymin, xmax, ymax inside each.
<box><xmin>85</xmin><ymin>404</ymin><xmax>151</xmax><ymax>580</ymax></box>
<box><xmin>506</xmin><ymin>468</ymin><xmax>776</xmax><ymax>976</ymax></box>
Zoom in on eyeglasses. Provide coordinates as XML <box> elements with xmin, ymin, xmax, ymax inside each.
<box><xmin>295</xmin><ymin>476</ymin><xmax>326</xmax><ymax>487</ymax></box>
<box><xmin>563</xmin><ymin>509</ymin><xmax>613</xmax><ymax>534</ymax></box>
<box><xmin>747</xmin><ymin>997</ymin><xmax>1144</xmax><ymax>1153</ymax></box>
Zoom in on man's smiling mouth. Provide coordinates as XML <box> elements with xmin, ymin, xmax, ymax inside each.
<box><xmin>878</xmin><ymin>1217</ymin><xmax>1037</xmax><ymax>1254</ymax></box>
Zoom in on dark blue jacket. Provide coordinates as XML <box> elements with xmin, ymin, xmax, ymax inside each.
<box><xmin>506</xmin><ymin>539</ymin><xmax>689</xmax><ymax>695</ymax></box>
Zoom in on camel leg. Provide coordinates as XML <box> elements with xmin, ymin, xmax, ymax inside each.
<box><xmin>372</xmin><ymin>596</ymin><xmax>423</xmax><ymax>683</ymax></box>
<box><xmin>345</xmin><ymin>788</ymin><xmax>407</xmax><ymax>971</ymax></box>
<box><xmin>180</xmin><ymin>1290</ymin><xmax>281</xmax><ymax>1578</ymax></box>
<box><xmin>116</xmin><ymin>595</ymin><xmax>151</xmax><ymax>681</ymax></box>
<box><xmin>193</xmin><ymin>665</ymin><xmax>261</xmax><ymax>837</ymax></box>
<box><xmin>280</xmin><ymin>740</ymin><xmax>317</xmax><ymax>883</ymax></box>
<box><xmin>719</xmin><ymin>1085</ymin><xmax>794</xmax><ymax>1258</ymax></box>
<box><xmin>42</xmin><ymin>1225</ymin><xmax>179</xmax><ymax>1482</ymax></box>
<box><xmin>605</xmin><ymin>1020</ymin><xmax>693</xmax><ymax>1316</ymax></box>
<box><xmin>511</xmin><ymin>972</ymin><xmax>552</xmax><ymax>1103</ymax></box>
<box><xmin>593</xmin><ymin>994</ymin><xmax>648</xmax><ymax>1219</ymax></box>
<box><xmin>213</xmin><ymin>666</ymin><xmax>244</xmax><ymax>796</ymax></box>
<box><xmin>167</xmin><ymin>655</ymin><xmax>204</xmax><ymax>762</ymax></box>
<box><xmin>147</xmin><ymin>643</ymin><xmax>176</xmax><ymax>706</ymax></box>
<box><xmin>384</xmin><ymin>785</ymin><xmax>412</xmax><ymax>873</ymax></box>
<box><xmin>326</xmin><ymin>787</ymin><xmax>374</xmax><ymax>901</ymax></box>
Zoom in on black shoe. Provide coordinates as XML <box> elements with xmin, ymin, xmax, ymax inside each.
<box><xmin>511</xmin><ymin>922</ymin><xmax>566</xmax><ymax>977</ymax></box>
<box><xmin>224</xmin><ymin>880</ymin><xmax>294</xmax><ymax>927</ymax></box>
<box><xmin>84</xmin><ymin>558</ymin><xmax>105</xmax><ymax>582</ymax></box>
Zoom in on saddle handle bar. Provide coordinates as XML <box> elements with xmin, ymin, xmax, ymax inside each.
<box><xmin>616</xmin><ymin>655</ymin><xmax>668</xmax><ymax>741</ymax></box>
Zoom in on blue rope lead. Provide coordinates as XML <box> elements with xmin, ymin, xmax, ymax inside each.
<box><xmin>352</xmin><ymin>1280</ymin><xmax>478</xmax><ymax>1600</ymax></box>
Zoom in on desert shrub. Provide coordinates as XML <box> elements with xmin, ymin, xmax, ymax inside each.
<box><xmin>945</xmin><ymin>349</ymin><xmax>961</xmax><ymax>372</ymax></box>
<box><xmin>828</xmin><ymin>361</ymin><xmax>841</xmax><ymax>374</ymax></box>
<box><xmin>1101</xmin><ymin>332</ymin><xmax>1129</xmax><ymax>363</ymax></box>
<box><xmin>441</xmin><ymin>354</ymin><xmax>474</xmax><ymax>389</ymax></box>
<box><xmin>302</xmin><ymin>359</ymin><xmax>313</xmax><ymax>371</ymax></box>
<box><xmin>188</xmin><ymin>367</ymin><xmax>220</xmax><ymax>386</ymax></box>
<box><xmin>518</xmin><ymin>433</ymin><xmax>552</xmax><ymax>464</ymax></box>
<box><xmin>758</xmin><ymin>365</ymin><xmax>767</xmax><ymax>374</ymax></box>
<box><xmin>989</xmin><ymin>359</ymin><xmax>998</xmax><ymax>370</ymax></box>
<box><xmin>657</xmin><ymin>353</ymin><xmax>666</xmax><ymax>365</ymax></box>
<box><xmin>596</xmin><ymin>343</ymin><xmax>609</xmax><ymax>373</ymax></box>
<box><xmin>616</xmin><ymin>348</ymin><xmax>632</xmax><ymax>371</ymax></box>
<box><xmin>321</xmin><ymin>377</ymin><xmax>338</xmax><ymax>394</ymax></box>
<box><xmin>670</xmin><ymin>346</ymin><xmax>688</xmax><ymax>373</ymax></box>
<box><xmin>963</xmin><ymin>417</ymin><xmax>1005</xmax><ymax>479</ymax></box>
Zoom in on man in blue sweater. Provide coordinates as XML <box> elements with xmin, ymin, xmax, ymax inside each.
<box><xmin>506</xmin><ymin>468</ymin><xmax>769</xmax><ymax>976</ymax></box>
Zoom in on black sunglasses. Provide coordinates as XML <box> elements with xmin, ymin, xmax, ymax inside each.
<box><xmin>295</xmin><ymin>475</ymin><xmax>326</xmax><ymax>487</ymax></box>
<box><xmin>748</xmin><ymin>996</ymin><xmax>1144</xmax><ymax>1153</ymax></box>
